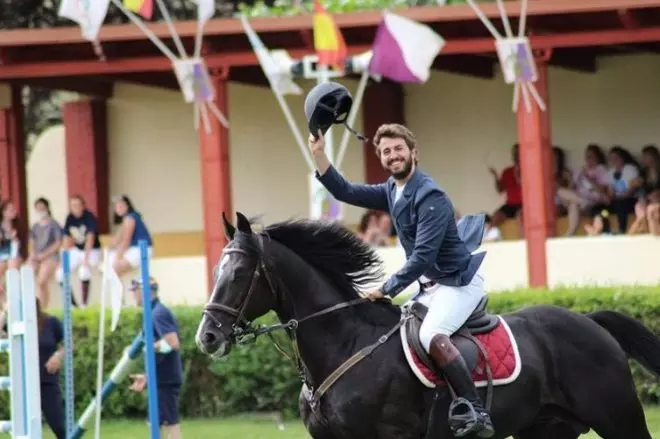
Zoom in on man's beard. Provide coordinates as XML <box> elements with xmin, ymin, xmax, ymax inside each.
<box><xmin>386</xmin><ymin>157</ymin><xmax>414</xmax><ymax>180</ymax></box>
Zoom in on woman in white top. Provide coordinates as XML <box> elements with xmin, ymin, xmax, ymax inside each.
<box><xmin>556</xmin><ymin>144</ymin><xmax>609</xmax><ymax>236</ymax></box>
<box><xmin>585</xmin><ymin>146</ymin><xmax>642</xmax><ymax>235</ymax></box>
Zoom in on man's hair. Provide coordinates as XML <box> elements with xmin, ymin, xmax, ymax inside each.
<box><xmin>373</xmin><ymin>123</ymin><xmax>416</xmax><ymax>152</ymax></box>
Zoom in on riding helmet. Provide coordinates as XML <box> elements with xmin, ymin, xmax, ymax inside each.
<box><xmin>304</xmin><ymin>81</ymin><xmax>354</xmax><ymax>138</ymax></box>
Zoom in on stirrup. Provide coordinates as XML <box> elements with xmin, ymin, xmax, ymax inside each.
<box><xmin>448</xmin><ymin>398</ymin><xmax>494</xmax><ymax>438</ymax></box>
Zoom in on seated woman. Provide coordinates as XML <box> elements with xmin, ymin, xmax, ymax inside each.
<box><xmin>56</xmin><ymin>195</ymin><xmax>102</xmax><ymax>307</ymax></box>
<box><xmin>108</xmin><ymin>195</ymin><xmax>153</xmax><ymax>278</ymax></box>
<box><xmin>628</xmin><ymin>144</ymin><xmax>660</xmax><ymax>235</ymax></box>
<box><xmin>0</xmin><ymin>200</ymin><xmax>22</xmax><ymax>300</ymax></box>
<box><xmin>29</xmin><ymin>198</ymin><xmax>63</xmax><ymax>308</ymax></box>
<box><xmin>552</xmin><ymin>146</ymin><xmax>573</xmax><ymax>217</ymax></box>
<box><xmin>556</xmin><ymin>144</ymin><xmax>609</xmax><ymax>236</ymax></box>
<box><xmin>585</xmin><ymin>146</ymin><xmax>642</xmax><ymax>235</ymax></box>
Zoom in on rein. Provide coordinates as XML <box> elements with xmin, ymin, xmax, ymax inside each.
<box><xmin>202</xmin><ymin>235</ymin><xmax>405</xmax><ymax>412</ymax></box>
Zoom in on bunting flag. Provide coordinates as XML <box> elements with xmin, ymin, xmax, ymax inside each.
<box><xmin>124</xmin><ymin>0</ymin><xmax>153</xmax><ymax>19</ymax></box>
<box><xmin>312</xmin><ymin>0</ymin><xmax>347</xmax><ymax>69</ymax></box>
<box><xmin>368</xmin><ymin>11</ymin><xmax>444</xmax><ymax>84</ymax></box>
<box><xmin>58</xmin><ymin>0</ymin><xmax>111</xmax><ymax>41</ymax></box>
<box><xmin>194</xmin><ymin>0</ymin><xmax>215</xmax><ymax>25</ymax></box>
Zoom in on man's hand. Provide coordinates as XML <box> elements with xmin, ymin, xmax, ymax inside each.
<box><xmin>308</xmin><ymin>130</ymin><xmax>325</xmax><ymax>156</ymax></box>
<box><xmin>361</xmin><ymin>289</ymin><xmax>385</xmax><ymax>302</ymax></box>
<box><xmin>309</xmin><ymin>130</ymin><xmax>331</xmax><ymax>175</ymax></box>
<box><xmin>45</xmin><ymin>352</ymin><xmax>62</xmax><ymax>374</ymax></box>
<box><xmin>129</xmin><ymin>374</ymin><xmax>147</xmax><ymax>392</ymax></box>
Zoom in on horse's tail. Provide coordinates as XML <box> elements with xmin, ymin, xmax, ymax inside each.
<box><xmin>588</xmin><ymin>310</ymin><xmax>660</xmax><ymax>377</ymax></box>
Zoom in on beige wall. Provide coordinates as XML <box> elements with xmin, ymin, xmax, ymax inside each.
<box><xmin>20</xmin><ymin>53</ymin><xmax>660</xmax><ymax>306</ymax></box>
<box><xmin>106</xmin><ymin>78</ymin><xmax>366</xmax><ymax>233</ymax></box>
<box><xmin>26</xmin><ymin>125</ymin><xmax>69</xmax><ymax>224</ymax></box>
<box><xmin>27</xmin><ymin>53</ymin><xmax>660</xmax><ymax>231</ymax></box>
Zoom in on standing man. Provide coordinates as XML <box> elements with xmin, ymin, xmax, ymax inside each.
<box><xmin>309</xmin><ymin>121</ymin><xmax>494</xmax><ymax>438</ymax></box>
<box><xmin>128</xmin><ymin>276</ymin><xmax>184</xmax><ymax>439</ymax></box>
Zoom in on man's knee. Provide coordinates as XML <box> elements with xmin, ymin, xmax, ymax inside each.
<box><xmin>420</xmin><ymin>324</ymin><xmax>450</xmax><ymax>353</ymax></box>
<box><xmin>78</xmin><ymin>265</ymin><xmax>92</xmax><ymax>281</ymax></box>
<box><xmin>647</xmin><ymin>203</ymin><xmax>660</xmax><ymax>217</ymax></box>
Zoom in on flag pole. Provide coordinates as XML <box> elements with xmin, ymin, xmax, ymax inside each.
<box><xmin>109</xmin><ymin>0</ymin><xmax>178</xmax><ymax>62</ymax></box>
<box><xmin>335</xmin><ymin>68</ymin><xmax>369</xmax><ymax>170</ymax></box>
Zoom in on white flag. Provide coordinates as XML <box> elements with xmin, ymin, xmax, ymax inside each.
<box><xmin>194</xmin><ymin>0</ymin><xmax>215</xmax><ymax>25</ymax></box>
<box><xmin>58</xmin><ymin>0</ymin><xmax>110</xmax><ymax>41</ymax></box>
<box><xmin>240</xmin><ymin>15</ymin><xmax>302</xmax><ymax>96</ymax></box>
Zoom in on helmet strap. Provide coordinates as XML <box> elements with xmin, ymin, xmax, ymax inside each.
<box><xmin>343</xmin><ymin>121</ymin><xmax>369</xmax><ymax>143</ymax></box>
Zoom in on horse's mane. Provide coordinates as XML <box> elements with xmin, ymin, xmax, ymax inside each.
<box><xmin>263</xmin><ymin>219</ymin><xmax>384</xmax><ymax>299</ymax></box>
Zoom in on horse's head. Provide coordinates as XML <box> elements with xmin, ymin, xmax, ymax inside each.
<box><xmin>195</xmin><ymin>211</ymin><xmax>277</xmax><ymax>359</ymax></box>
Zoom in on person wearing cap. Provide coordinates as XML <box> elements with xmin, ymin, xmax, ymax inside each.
<box><xmin>127</xmin><ymin>276</ymin><xmax>184</xmax><ymax>439</ymax></box>
<box><xmin>305</xmin><ymin>82</ymin><xmax>494</xmax><ymax>439</ymax></box>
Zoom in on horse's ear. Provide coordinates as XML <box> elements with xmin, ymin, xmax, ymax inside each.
<box><xmin>222</xmin><ymin>212</ymin><xmax>235</xmax><ymax>240</ymax></box>
<box><xmin>236</xmin><ymin>211</ymin><xmax>253</xmax><ymax>234</ymax></box>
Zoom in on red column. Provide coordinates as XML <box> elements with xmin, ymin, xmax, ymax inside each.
<box><xmin>0</xmin><ymin>86</ymin><xmax>28</xmax><ymax>259</ymax></box>
<box><xmin>362</xmin><ymin>80</ymin><xmax>405</xmax><ymax>184</ymax></box>
<box><xmin>198</xmin><ymin>72</ymin><xmax>232</xmax><ymax>294</ymax></box>
<box><xmin>516</xmin><ymin>58</ymin><xmax>554</xmax><ymax>288</ymax></box>
<box><xmin>63</xmin><ymin>99</ymin><xmax>110</xmax><ymax>233</ymax></box>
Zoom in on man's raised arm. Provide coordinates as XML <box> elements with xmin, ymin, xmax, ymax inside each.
<box><xmin>310</xmin><ymin>132</ymin><xmax>389</xmax><ymax>211</ymax></box>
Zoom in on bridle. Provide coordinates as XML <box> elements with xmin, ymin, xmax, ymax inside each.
<box><xmin>200</xmin><ymin>233</ymin><xmax>408</xmax><ymax>412</ymax></box>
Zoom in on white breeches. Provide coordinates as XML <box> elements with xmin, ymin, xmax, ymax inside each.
<box><xmin>56</xmin><ymin>248</ymin><xmax>101</xmax><ymax>282</ymax></box>
<box><xmin>108</xmin><ymin>246</ymin><xmax>152</xmax><ymax>269</ymax></box>
<box><xmin>412</xmin><ymin>272</ymin><xmax>487</xmax><ymax>353</ymax></box>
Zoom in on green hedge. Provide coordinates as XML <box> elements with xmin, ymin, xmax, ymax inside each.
<box><xmin>1</xmin><ymin>285</ymin><xmax>659</xmax><ymax>420</ymax></box>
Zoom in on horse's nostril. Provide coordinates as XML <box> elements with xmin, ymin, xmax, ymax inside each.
<box><xmin>203</xmin><ymin>331</ymin><xmax>217</xmax><ymax>345</ymax></box>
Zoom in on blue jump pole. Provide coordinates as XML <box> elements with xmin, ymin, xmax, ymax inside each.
<box><xmin>140</xmin><ymin>239</ymin><xmax>160</xmax><ymax>439</ymax></box>
<box><xmin>61</xmin><ymin>250</ymin><xmax>75</xmax><ymax>438</ymax></box>
<box><xmin>68</xmin><ymin>334</ymin><xmax>145</xmax><ymax>439</ymax></box>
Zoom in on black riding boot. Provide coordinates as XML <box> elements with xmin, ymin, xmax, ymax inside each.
<box><xmin>429</xmin><ymin>334</ymin><xmax>494</xmax><ymax>438</ymax></box>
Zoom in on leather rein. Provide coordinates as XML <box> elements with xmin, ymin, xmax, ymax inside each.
<box><xmin>201</xmin><ymin>235</ymin><xmax>406</xmax><ymax>411</ymax></box>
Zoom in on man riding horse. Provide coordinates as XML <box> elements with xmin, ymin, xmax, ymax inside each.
<box><xmin>305</xmin><ymin>81</ymin><xmax>494</xmax><ymax>438</ymax></box>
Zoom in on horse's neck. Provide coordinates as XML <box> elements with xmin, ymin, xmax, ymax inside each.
<box><xmin>269</xmin><ymin>244</ymin><xmax>381</xmax><ymax>383</ymax></box>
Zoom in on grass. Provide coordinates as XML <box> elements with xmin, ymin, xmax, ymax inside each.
<box><xmin>34</xmin><ymin>406</ymin><xmax>660</xmax><ymax>438</ymax></box>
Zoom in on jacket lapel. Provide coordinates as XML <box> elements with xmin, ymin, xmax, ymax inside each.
<box><xmin>391</xmin><ymin>169</ymin><xmax>423</xmax><ymax>220</ymax></box>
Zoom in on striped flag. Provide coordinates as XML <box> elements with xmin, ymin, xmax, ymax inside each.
<box><xmin>58</xmin><ymin>0</ymin><xmax>111</xmax><ymax>41</ymax></box>
<box><xmin>124</xmin><ymin>0</ymin><xmax>153</xmax><ymax>19</ymax></box>
<box><xmin>312</xmin><ymin>0</ymin><xmax>347</xmax><ymax>69</ymax></box>
<box><xmin>368</xmin><ymin>11</ymin><xmax>444</xmax><ymax>84</ymax></box>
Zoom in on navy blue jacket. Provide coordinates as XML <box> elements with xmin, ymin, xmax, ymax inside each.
<box><xmin>316</xmin><ymin>165</ymin><xmax>485</xmax><ymax>298</ymax></box>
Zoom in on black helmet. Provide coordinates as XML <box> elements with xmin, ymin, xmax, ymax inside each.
<box><xmin>304</xmin><ymin>81</ymin><xmax>367</xmax><ymax>141</ymax></box>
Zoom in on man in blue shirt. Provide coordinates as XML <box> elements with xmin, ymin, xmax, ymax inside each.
<box><xmin>128</xmin><ymin>276</ymin><xmax>184</xmax><ymax>439</ymax></box>
<box><xmin>56</xmin><ymin>195</ymin><xmax>102</xmax><ymax>307</ymax></box>
<box><xmin>309</xmin><ymin>123</ymin><xmax>494</xmax><ymax>438</ymax></box>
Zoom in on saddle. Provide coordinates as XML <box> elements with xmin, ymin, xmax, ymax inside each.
<box><xmin>403</xmin><ymin>296</ymin><xmax>499</xmax><ymax>376</ymax></box>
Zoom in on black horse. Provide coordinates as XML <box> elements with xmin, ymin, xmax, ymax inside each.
<box><xmin>195</xmin><ymin>212</ymin><xmax>660</xmax><ymax>439</ymax></box>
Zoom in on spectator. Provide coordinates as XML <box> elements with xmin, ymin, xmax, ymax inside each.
<box><xmin>36</xmin><ymin>298</ymin><xmax>66</xmax><ymax>439</ymax></box>
<box><xmin>552</xmin><ymin>146</ymin><xmax>573</xmax><ymax>218</ymax></box>
<box><xmin>108</xmin><ymin>195</ymin><xmax>153</xmax><ymax>278</ymax></box>
<box><xmin>56</xmin><ymin>195</ymin><xmax>102</xmax><ymax>308</ymax></box>
<box><xmin>356</xmin><ymin>210</ymin><xmax>387</xmax><ymax>246</ymax></box>
<box><xmin>0</xmin><ymin>200</ymin><xmax>21</xmax><ymax>299</ymax></box>
<box><xmin>378</xmin><ymin>214</ymin><xmax>396</xmax><ymax>240</ymax></box>
<box><xmin>29</xmin><ymin>198</ymin><xmax>62</xmax><ymax>308</ymax></box>
<box><xmin>628</xmin><ymin>144</ymin><xmax>660</xmax><ymax>235</ymax></box>
<box><xmin>482</xmin><ymin>214</ymin><xmax>502</xmax><ymax>242</ymax></box>
<box><xmin>488</xmin><ymin>143</ymin><xmax>522</xmax><ymax>233</ymax></box>
<box><xmin>128</xmin><ymin>276</ymin><xmax>184</xmax><ymax>439</ymax></box>
<box><xmin>556</xmin><ymin>144</ymin><xmax>609</xmax><ymax>236</ymax></box>
<box><xmin>585</xmin><ymin>146</ymin><xmax>642</xmax><ymax>235</ymax></box>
